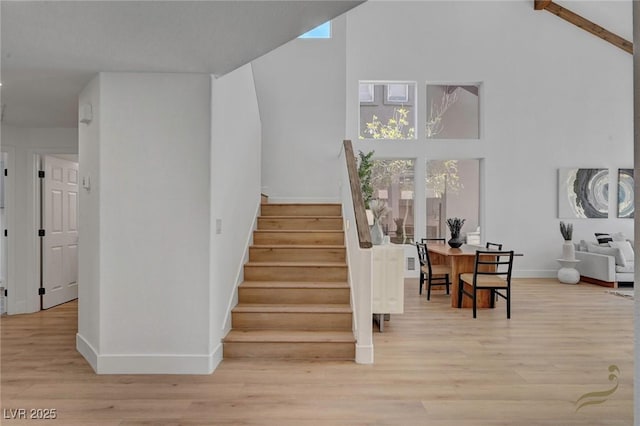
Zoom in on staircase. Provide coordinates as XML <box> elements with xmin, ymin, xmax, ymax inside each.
<box><xmin>223</xmin><ymin>203</ymin><xmax>356</xmax><ymax>360</ymax></box>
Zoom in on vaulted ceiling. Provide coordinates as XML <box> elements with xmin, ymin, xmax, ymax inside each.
<box><xmin>0</xmin><ymin>1</ymin><xmax>365</xmax><ymax>128</ymax></box>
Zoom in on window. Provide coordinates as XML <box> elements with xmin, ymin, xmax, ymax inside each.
<box><xmin>359</xmin><ymin>83</ymin><xmax>374</xmax><ymax>103</ymax></box>
<box><xmin>426</xmin><ymin>84</ymin><xmax>480</xmax><ymax>139</ymax></box>
<box><xmin>426</xmin><ymin>159</ymin><xmax>480</xmax><ymax>242</ymax></box>
<box><xmin>359</xmin><ymin>82</ymin><xmax>416</xmax><ymax>140</ymax></box>
<box><xmin>298</xmin><ymin>21</ymin><xmax>332</xmax><ymax>39</ymax></box>
<box><xmin>372</xmin><ymin>159</ymin><xmax>415</xmax><ymax>244</ymax></box>
<box><xmin>386</xmin><ymin>84</ymin><xmax>409</xmax><ymax>103</ymax></box>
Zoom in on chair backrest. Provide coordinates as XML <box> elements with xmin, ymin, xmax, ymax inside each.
<box><xmin>473</xmin><ymin>250</ymin><xmax>514</xmax><ymax>282</ymax></box>
<box><xmin>416</xmin><ymin>242</ymin><xmax>437</xmax><ymax>272</ymax></box>
<box><xmin>415</xmin><ymin>243</ymin><xmax>427</xmax><ymax>267</ymax></box>
<box><xmin>486</xmin><ymin>242</ymin><xmax>503</xmax><ymax>250</ymax></box>
<box><xmin>422</xmin><ymin>238</ymin><xmax>445</xmax><ymax>244</ymax></box>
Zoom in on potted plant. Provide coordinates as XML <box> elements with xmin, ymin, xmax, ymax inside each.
<box><xmin>357</xmin><ymin>150</ymin><xmax>374</xmax><ymax>209</ymax></box>
<box><xmin>446</xmin><ymin>217</ymin><xmax>465</xmax><ymax>248</ymax></box>
<box><xmin>560</xmin><ymin>221</ymin><xmax>575</xmax><ymax>261</ymax></box>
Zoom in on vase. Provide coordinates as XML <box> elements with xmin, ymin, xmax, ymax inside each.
<box><xmin>562</xmin><ymin>241</ymin><xmax>575</xmax><ymax>261</ymax></box>
<box><xmin>371</xmin><ymin>219</ymin><xmax>384</xmax><ymax>245</ymax></box>
<box><xmin>448</xmin><ymin>233</ymin><xmax>463</xmax><ymax>248</ymax></box>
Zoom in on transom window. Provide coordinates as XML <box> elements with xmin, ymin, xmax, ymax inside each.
<box><xmin>298</xmin><ymin>21</ymin><xmax>332</xmax><ymax>39</ymax></box>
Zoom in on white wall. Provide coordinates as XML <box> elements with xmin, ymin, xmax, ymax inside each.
<box><xmin>77</xmin><ymin>72</ymin><xmax>213</xmax><ymax>374</ymax></box>
<box><xmin>346</xmin><ymin>1</ymin><xmax>633</xmax><ymax>277</ymax></box>
<box><xmin>252</xmin><ymin>15</ymin><xmax>347</xmax><ymax>202</ymax></box>
<box><xmin>1</xmin><ymin>125</ymin><xmax>78</xmax><ymax>314</ymax></box>
<box><xmin>77</xmin><ymin>75</ymin><xmax>101</xmax><ymax>364</ymax></box>
<box><xmin>210</xmin><ymin>64</ymin><xmax>262</xmax><ymax>366</ymax></box>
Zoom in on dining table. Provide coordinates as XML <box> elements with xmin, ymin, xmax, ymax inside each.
<box><xmin>426</xmin><ymin>243</ymin><xmax>521</xmax><ymax>309</ymax></box>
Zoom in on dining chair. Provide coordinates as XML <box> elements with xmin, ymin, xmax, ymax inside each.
<box><xmin>458</xmin><ymin>250</ymin><xmax>515</xmax><ymax>318</ymax></box>
<box><xmin>416</xmin><ymin>242</ymin><xmax>451</xmax><ymax>300</ymax></box>
<box><xmin>486</xmin><ymin>242</ymin><xmax>503</xmax><ymax>250</ymax></box>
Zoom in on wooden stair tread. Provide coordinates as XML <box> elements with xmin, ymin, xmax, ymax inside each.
<box><xmin>233</xmin><ymin>303</ymin><xmax>352</xmax><ymax>313</ymax></box>
<box><xmin>224</xmin><ymin>330</ymin><xmax>355</xmax><ymax>343</ymax></box>
<box><xmin>258</xmin><ymin>215</ymin><xmax>342</xmax><ymax>219</ymax></box>
<box><xmin>240</xmin><ymin>281</ymin><xmax>349</xmax><ymax>289</ymax></box>
<box><xmin>254</xmin><ymin>230</ymin><xmax>343</xmax><ymax>233</ymax></box>
<box><xmin>263</xmin><ymin>203</ymin><xmax>340</xmax><ymax>206</ymax></box>
<box><xmin>245</xmin><ymin>261</ymin><xmax>346</xmax><ymax>267</ymax></box>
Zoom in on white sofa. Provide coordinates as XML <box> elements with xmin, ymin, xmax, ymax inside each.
<box><xmin>575</xmin><ymin>251</ymin><xmax>634</xmax><ymax>288</ymax></box>
<box><xmin>574</xmin><ymin>237</ymin><xmax>634</xmax><ymax>288</ymax></box>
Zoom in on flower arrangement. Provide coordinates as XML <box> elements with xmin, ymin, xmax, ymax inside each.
<box><xmin>369</xmin><ymin>199</ymin><xmax>391</xmax><ymax>222</ymax></box>
<box><xmin>446</xmin><ymin>217</ymin><xmax>465</xmax><ymax>237</ymax></box>
<box><xmin>559</xmin><ymin>221</ymin><xmax>573</xmax><ymax>241</ymax></box>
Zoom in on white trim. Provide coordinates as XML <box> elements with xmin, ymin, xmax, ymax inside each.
<box><xmin>80</xmin><ymin>341</ymin><xmax>223</xmax><ymax>374</ymax></box>
<box><xmin>221</xmin><ymin>199</ymin><xmax>260</xmax><ymax>334</ymax></box>
<box><xmin>76</xmin><ymin>332</ymin><xmax>98</xmax><ymax>372</ymax></box>
<box><xmin>355</xmin><ymin>343</ymin><xmax>374</xmax><ymax>364</ymax></box>
<box><xmin>96</xmin><ymin>352</ymin><xmax>217</xmax><ymax>375</ymax></box>
<box><xmin>210</xmin><ymin>342</ymin><xmax>224</xmax><ymax>372</ymax></box>
<box><xmin>513</xmin><ymin>270</ymin><xmax>557</xmax><ymax>279</ymax></box>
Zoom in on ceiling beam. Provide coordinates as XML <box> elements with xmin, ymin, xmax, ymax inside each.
<box><xmin>535</xmin><ymin>1</ymin><xmax>632</xmax><ymax>55</ymax></box>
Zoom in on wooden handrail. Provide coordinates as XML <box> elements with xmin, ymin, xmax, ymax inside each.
<box><xmin>535</xmin><ymin>1</ymin><xmax>632</xmax><ymax>55</ymax></box>
<box><xmin>343</xmin><ymin>140</ymin><xmax>372</xmax><ymax>249</ymax></box>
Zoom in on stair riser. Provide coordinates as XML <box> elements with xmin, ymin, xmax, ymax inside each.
<box><xmin>244</xmin><ymin>266</ymin><xmax>347</xmax><ymax>282</ymax></box>
<box><xmin>232</xmin><ymin>312</ymin><xmax>352</xmax><ymax>330</ymax></box>
<box><xmin>253</xmin><ymin>231</ymin><xmax>344</xmax><ymax>245</ymax></box>
<box><xmin>253</xmin><ymin>232</ymin><xmax>344</xmax><ymax>245</ymax></box>
<box><xmin>261</xmin><ymin>204</ymin><xmax>342</xmax><ymax>217</ymax></box>
<box><xmin>239</xmin><ymin>288</ymin><xmax>350</xmax><ymax>304</ymax></box>
<box><xmin>249</xmin><ymin>247</ymin><xmax>346</xmax><ymax>263</ymax></box>
<box><xmin>223</xmin><ymin>342</ymin><xmax>355</xmax><ymax>359</ymax></box>
<box><xmin>258</xmin><ymin>217</ymin><xmax>343</xmax><ymax>231</ymax></box>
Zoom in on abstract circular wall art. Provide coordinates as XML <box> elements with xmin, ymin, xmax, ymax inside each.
<box><xmin>617</xmin><ymin>168</ymin><xmax>634</xmax><ymax>218</ymax></box>
<box><xmin>558</xmin><ymin>168</ymin><xmax>609</xmax><ymax>219</ymax></box>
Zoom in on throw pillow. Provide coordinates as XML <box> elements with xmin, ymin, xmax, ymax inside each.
<box><xmin>609</xmin><ymin>240</ymin><xmax>634</xmax><ymax>262</ymax></box>
<box><xmin>595</xmin><ymin>233</ymin><xmax>613</xmax><ymax>245</ymax></box>
<box><xmin>588</xmin><ymin>244</ymin><xmax>627</xmax><ymax>267</ymax></box>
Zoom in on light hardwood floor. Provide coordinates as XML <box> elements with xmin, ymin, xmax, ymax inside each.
<box><xmin>1</xmin><ymin>278</ymin><xmax>633</xmax><ymax>425</ymax></box>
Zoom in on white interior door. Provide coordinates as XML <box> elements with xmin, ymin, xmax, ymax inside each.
<box><xmin>42</xmin><ymin>156</ymin><xmax>79</xmax><ymax>309</ymax></box>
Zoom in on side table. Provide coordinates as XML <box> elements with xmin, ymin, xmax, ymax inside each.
<box><xmin>557</xmin><ymin>259</ymin><xmax>580</xmax><ymax>284</ymax></box>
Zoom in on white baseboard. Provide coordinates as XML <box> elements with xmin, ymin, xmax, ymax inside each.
<box><xmin>8</xmin><ymin>300</ymin><xmax>27</xmax><ymax>315</ymax></box>
<box><xmin>355</xmin><ymin>343</ymin><xmax>374</xmax><ymax>364</ymax></box>
<box><xmin>513</xmin><ymin>269</ymin><xmax>557</xmax><ymax>279</ymax></box>
<box><xmin>210</xmin><ymin>342</ymin><xmax>224</xmax><ymax>372</ymax></box>
<box><xmin>76</xmin><ymin>333</ymin><xmax>98</xmax><ymax>372</ymax></box>
<box><xmin>76</xmin><ymin>335</ymin><xmax>222</xmax><ymax>375</ymax></box>
<box><xmin>96</xmin><ymin>353</ymin><xmax>216</xmax><ymax>375</ymax></box>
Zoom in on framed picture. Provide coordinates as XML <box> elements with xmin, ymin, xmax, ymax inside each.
<box><xmin>617</xmin><ymin>168</ymin><xmax>634</xmax><ymax>218</ymax></box>
<box><xmin>558</xmin><ymin>168</ymin><xmax>609</xmax><ymax>218</ymax></box>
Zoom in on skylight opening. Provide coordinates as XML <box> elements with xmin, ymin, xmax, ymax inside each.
<box><xmin>298</xmin><ymin>21</ymin><xmax>332</xmax><ymax>39</ymax></box>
